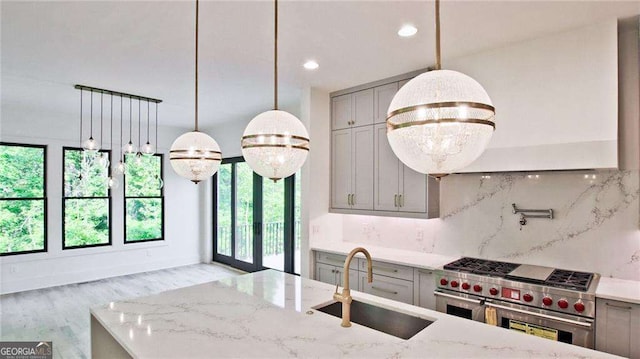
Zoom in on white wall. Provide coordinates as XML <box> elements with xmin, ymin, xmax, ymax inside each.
<box><xmin>0</xmin><ymin>87</ymin><xmax>202</xmax><ymax>294</ymax></box>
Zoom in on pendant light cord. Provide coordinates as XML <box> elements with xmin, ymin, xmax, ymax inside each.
<box><xmin>90</xmin><ymin>91</ymin><xmax>93</xmax><ymax>139</ymax></box>
<box><xmin>100</xmin><ymin>92</ymin><xmax>104</xmax><ymax>146</ymax></box>
<box><xmin>274</xmin><ymin>0</ymin><xmax>278</xmax><ymax>110</ymax></box>
<box><xmin>194</xmin><ymin>0</ymin><xmax>199</xmax><ymax>132</ymax></box>
<box><xmin>129</xmin><ymin>97</ymin><xmax>133</xmax><ymax>143</ymax></box>
<box><xmin>434</xmin><ymin>0</ymin><xmax>441</xmax><ymax>70</ymax></box>
<box><xmin>110</xmin><ymin>95</ymin><xmax>113</xmax><ymax>151</ymax></box>
<box><xmin>138</xmin><ymin>99</ymin><xmax>142</xmax><ymax>150</ymax></box>
<box><xmin>120</xmin><ymin>96</ymin><xmax>123</xmax><ymax>159</ymax></box>
<box><xmin>155</xmin><ymin>103</ymin><xmax>159</xmax><ymax>149</ymax></box>
<box><xmin>79</xmin><ymin>89</ymin><xmax>83</xmax><ymax>146</ymax></box>
<box><xmin>146</xmin><ymin>101</ymin><xmax>150</xmax><ymax>143</ymax></box>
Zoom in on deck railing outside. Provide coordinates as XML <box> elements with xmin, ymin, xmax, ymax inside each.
<box><xmin>217</xmin><ymin>221</ymin><xmax>300</xmax><ymax>260</ymax></box>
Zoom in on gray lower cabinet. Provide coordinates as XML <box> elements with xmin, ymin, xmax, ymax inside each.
<box><xmin>360</xmin><ymin>272</ymin><xmax>413</xmax><ymax>304</ymax></box>
<box><xmin>413</xmin><ymin>269</ymin><xmax>437</xmax><ymax>310</ymax></box>
<box><xmin>596</xmin><ymin>298</ymin><xmax>640</xmax><ymax>358</ymax></box>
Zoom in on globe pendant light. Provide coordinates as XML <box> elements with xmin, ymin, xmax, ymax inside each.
<box><xmin>241</xmin><ymin>0</ymin><xmax>309</xmax><ymax>182</ymax></box>
<box><xmin>169</xmin><ymin>0</ymin><xmax>222</xmax><ymax>184</ymax></box>
<box><xmin>82</xmin><ymin>90</ymin><xmax>101</xmax><ymax>152</ymax></box>
<box><xmin>386</xmin><ymin>0</ymin><xmax>495</xmax><ymax>178</ymax></box>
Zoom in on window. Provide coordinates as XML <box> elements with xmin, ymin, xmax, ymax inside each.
<box><xmin>124</xmin><ymin>153</ymin><xmax>163</xmax><ymax>243</ymax></box>
<box><xmin>63</xmin><ymin>147</ymin><xmax>111</xmax><ymax>249</ymax></box>
<box><xmin>213</xmin><ymin>157</ymin><xmax>300</xmax><ymax>274</ymax></box>
<box><xmin>0</xmin><ymin>143</ymin><xmax>47</xmax><ymax>256</ymax></box>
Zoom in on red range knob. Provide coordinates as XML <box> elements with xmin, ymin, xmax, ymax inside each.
<box><xmin>462</xmin><ymin>282</ymin><xmax>471</xmax><ymax>290</ymax></box>
<box><xmin>450</xmin><ymin>280</ymin><xmax>459</xmax><ymax>288</ymax></box>
<box><xmin>558</xmin><ymin>299</ymin><xmax>569</xmax><ymax>309</ymax></box>
<box><xmin>440</xmin><ymin>278</ymin><xmax>448</xmax><ymax>286</ymax></box>
<box><xmin>523</xmin><ymin>293</ymin><xmax>533</xmax><ymax>302</ymax></box>
<box><xmin>489</xmin><ymin>288</ymin><xmax>499</xmax><ymax>296</ymax></box>
<box><xmin>574</xmin><ymin>302</ymin><xmax>585</xmax><ymax>313</ymax></box>
<box><xmin>542</xmin><ymin>297</ymin><xmax>553</xmax><ymax>306</ymax></box>
<box><xmin>473</xmin><ymin>285</ymin><xmax>483</xmax><ymax>292</ymax></box>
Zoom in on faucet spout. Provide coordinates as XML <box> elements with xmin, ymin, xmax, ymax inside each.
<box><xmin>333</xmin><ymin>247</ymin><xmax>373</xmax><ymax>328</ymax></box>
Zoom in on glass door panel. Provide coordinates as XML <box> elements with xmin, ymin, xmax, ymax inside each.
<box><xmin>262</xmin><ymin>179</ymin><xmax>285</xmax><ymax>271</ymax></box>
<box><xmin>235</xmin><ymin>162</ymin><xmax>254</xmax><ymax>264</ymax></box>
<box><xmin>216</xmin><ymin>163</ymin><xmax>232</xmax><ymax>256</ymax></box>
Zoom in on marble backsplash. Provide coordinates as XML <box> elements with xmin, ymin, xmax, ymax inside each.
<box><xmin>342</xmin><ymin>170</ymin><xmax>640</xmax><ymax>281</ymax></box>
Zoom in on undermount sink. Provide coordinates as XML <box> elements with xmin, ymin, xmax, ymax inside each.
<box><xmin>314</xmin><ymin>300</ymin><xmax>434</xmax><ymax>339</ymax></box>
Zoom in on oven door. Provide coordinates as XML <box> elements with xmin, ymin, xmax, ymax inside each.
<box><xmin>434</xmin><ymin>290</ymin><xmax>485</xmax><ymax>322</ymax></box>
<box><xmin>485</xmin><ymin>301</ymin><xmax>595</xmax><ymax>348</ymax></box>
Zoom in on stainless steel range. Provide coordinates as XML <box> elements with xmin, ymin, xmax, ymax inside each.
<box><xmin>434</xmin><ymin>257</ymin><xmax>600</xmax><ymax>348</ymax></box>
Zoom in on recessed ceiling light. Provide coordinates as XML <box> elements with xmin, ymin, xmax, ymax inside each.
<box><xmin>303</xmin><ymin>60</ymin><xmax>319</xmax><ymax>70</ymax></box>
<box><xmin>398</xmin><ymin>24</ymin><xmax>418</xmax><ymax>37</ymax></box>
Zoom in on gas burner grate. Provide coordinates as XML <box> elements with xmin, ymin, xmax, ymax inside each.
<box><xmin>545</xmin><ymin>270</ymin><xmax>594</xmax><ymax>292</ymax></box>
<box><xmin>443</xmin><ymin>257</ymin><xmax>520</xmax><ymax>277</ymax></box>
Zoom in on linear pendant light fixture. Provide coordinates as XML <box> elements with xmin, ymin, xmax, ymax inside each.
<box><xmin>241</xmin><ymin>0</ymin><xmax>310</xmax><ymax>182</ymax></box>
<box><xmin>386</xmin><ymin>0</ymin><xmax>495</xmax><ymax>178</ymax></box>
<box><xmin>169</xmin><ymin>0</ymin><xmax>222</xmax><ymax>184</ymax></box>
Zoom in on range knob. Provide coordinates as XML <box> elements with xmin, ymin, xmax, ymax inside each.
<box><xmin>461</xmin><ymin>282</ymin><xmax>471</xmax><ymax>290</ymax></box>
<box><xmin>523</xmin><ymin>293</ymin><xmax>534</xmax><ymax>302</ymax></box>
<box><xmin>450</xmin><ymin>280</ymin><xmax>459</xmax><ymax>288</ymax></box>
<box><xmin>542</xmin><ymin>297</ymin><xmax>553</xmax><ymax>306</ymax></box>
<box><xmin>489</xmin><ymin>288</ymin><xmax>499</xmax><ymax>296</ymax></box>
<box><xmin>440</xmin><ymin>278</ymin><xmax>448</xmax><ymax>286</ymax></box>
<box><xmin>574</xmin><ymin>302</ymin><xmax>585</xmax><ymax>313</ymax></box>
<box><xmin>473</xmin><ymin>284</ymin><xmax>483</xmax><ymax>293</ymax></box>
<box><xmin>558</xmin><ymin>299</ymin><xmax>569</xmax><ymax>309</ymax></box>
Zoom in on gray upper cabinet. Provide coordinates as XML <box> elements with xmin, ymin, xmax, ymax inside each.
<box><xmin>374</xmin><ymin>83</ymin><xmax>398</xmax><ymax>124</ymax></box>
<box><xmin>331</xmin><ymin>89</ymin><xmax>374</xmax><ymax>131</ymax></box>
<box><xmin>331</xmin><ymin>126</ymin><xmax>374</xmax><ymax>210</ymax></box>
<box><xmin>331</xmin><ymin>79</ymin><xmax>439</xmax><ymax>218</ymax></box>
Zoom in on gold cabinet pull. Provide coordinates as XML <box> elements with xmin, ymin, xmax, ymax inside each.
<box><xmin>373</xmin><ymin>266</ymin><xmax>399</xmax><ymax>273</ymax></box>
<box><xmin>399</xmin><ymin>194</ymin><xmax>403</xmax><ymax>207</ymax></box>
<box><xmin>371</xmin><ymin>286</ymin><xmax>398</xmax><ymax>295</ymax></box>
<box><xmin>394</xmin><ymin>194</ymin><xmax>398</xmax><ymax>207</ymax></box>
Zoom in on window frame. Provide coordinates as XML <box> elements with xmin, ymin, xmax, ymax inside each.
<box><xmin>62</xmin><ymin>146</ymin><xmax>113</xmax><ymax>250</ymax></box>
<box><xmin>123</xmin><ymin>153</ymin><xmax>165</xmax><ymax>244</ymax></box>
<box><xmin>0</xmin><ymin>142</ymin><xmax>48</xmax><ymax>256</ymax></box>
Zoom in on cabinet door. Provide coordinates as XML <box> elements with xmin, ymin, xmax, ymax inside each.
<box><xmin>596</xmin><ymin>299</ymin><xmax>640</xmax><ymax>358</ymax></box>
<box><xmin>332</xmin><ymin>94</ymin><xmax>352</xmax><ymax>130</ymax></box>
<box><xmin>374</xmin><ymin>124</ymin><xmax>400</xmax><ymax>211</ymax></box>
<box><xmin>414</xmin><ymin>269</ymin><xmax>437</xmax><ymax>310</ymax></box>
<box><xmin>331</xmin><ymin>129</ymin><xmax>352</xmax><ymax>209</ymax></box>
<box><xmin>360</xmin><ymin>273</ymin><xmax>413</xmax><ymax>305</ymax></box>
<box><xmin>351</xmin><ymin>126</ymin><xmax>374</xmax><ymax>210</ymax></box>
<box><xmin>399</xmin><ymin>164</ymin><xmax>427</xmax><ymax>213</ymax></box>
<box><xmin>316</xmin><ymin>263</ymin><xmax>341</xmax><ymax>286</ymax></box>
<box><xmin>352</xmin><ymin>89</ymin><xmax>374</xmax><ymax>127</ymax></box>
<box><xmin>374</xmin><ymin>83</ymin><xmax>398</xmax><ymax>124</ymax></box>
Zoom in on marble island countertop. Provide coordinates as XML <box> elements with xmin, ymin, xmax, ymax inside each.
<box><xmin>91</xmin><ymin>270</ymin><xmax>618</xmax><ymax>358</ymax></box>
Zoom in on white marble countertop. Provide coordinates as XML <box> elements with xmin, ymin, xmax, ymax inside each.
<box><xmin>91</xmin><ymin>270</ymin><xmax>618</xmax><ymax>358</ymax></box>
<box><xmin>310</xmin><ymin>241</ymin><xmax>458</xmax><ymax>270</ymax></box>
<box><xmin>312</xmin><ymin>241</ymin><xmax>640</xmax><ymax>304</ymax></box>
<box><xmin>596</xmin><ymin>277</ymin><xmax>640</xmax><ymax>304</ymax></box>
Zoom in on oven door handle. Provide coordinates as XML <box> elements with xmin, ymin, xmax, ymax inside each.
<box><xmin>434</xmin><ymin>291</ymin><xmax>483</xmax><ymax>305</ymax></box>
<box><xmin>485</xmin><ymin>302</ymin><xmax>593</xmax><ymax>328</ymax></box>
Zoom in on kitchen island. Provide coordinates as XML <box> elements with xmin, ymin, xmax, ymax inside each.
<box><xmin>91</xmin><ymin>270</ymin><xmax>617</xmax><ymax>358</ymax></box>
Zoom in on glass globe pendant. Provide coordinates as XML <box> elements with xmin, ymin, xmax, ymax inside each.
<box><xmin>386</xmin><ymin>0</ymin><xmax>494</xmax><ymax>178</ymax></box>
<box><xmin>169</xmin><ymin>0</ymin><xmax>222</xmax><ymax>184</ymax></box>
<box><xmin>241</xmin><ymin>0</ymin><xmax>309</xmax><ymax>182</ymax></box>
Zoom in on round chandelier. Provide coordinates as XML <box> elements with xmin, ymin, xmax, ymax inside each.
<box><xmin>169</xmin><ymin>0</ymin><xmax>222</xmax><ymax>184</ymax></box>
<box><xmin>386</xmin><ymin>0</ymin><xmax>495</xmax><ymax>178</ymax></box>
<box><xmin>241</xmin><ymin>0</ymin><xmax>309</xmax><ymax>182</ymax></box>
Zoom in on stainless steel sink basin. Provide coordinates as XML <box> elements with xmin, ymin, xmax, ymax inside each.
<box><xmin>314</xmin><ymin>300</ymin><xmax>433</xmax><ymax>339</ymax></box>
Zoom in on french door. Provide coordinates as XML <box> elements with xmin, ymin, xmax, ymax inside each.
<box><xmin>213</xmin><ymin>157</ymin><xmax>301</xmax><ymax>274</ymax></box>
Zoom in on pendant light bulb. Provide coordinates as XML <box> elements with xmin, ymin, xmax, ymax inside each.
<box><xmin>142</xmin><ymin>142</ymin><xmax>156</xmax><ymax>156</ymax></box>
<box><xmin>107</xmin><ymin>176</ymin><xmax>119</xmax><ymax>189</ymax></box>
<box><xmin>169</xmin><ymin>0</ymin><xmax>222</xmax><ymax>184</ymax></box>
<box><xmin>98</xmin><ymin>152</ymin><xmax>110</xmax><ymax>168</ymax></box>
<box><xmin>386</xmin><ymin>0</ymin><xmax>494</xmax><ymax>177</ymax></box>
<box><xmin>114</xmin><ymin>160</ymin><xmax>126</xmax><ymax>175</ymax></box>
<box><xmin>240</xmin><ymin>0</ymin><xmax>309</xmax><ymax>182</ymax></box>
<box><xmin>123</xmin><ymin>141</ymin><xmax>137</xmax><ymax>155</ymax></box>
<box><xmin>83</xmin><ymin>137</ymin><xmax>101</xmax><ymax>153</ymax></box>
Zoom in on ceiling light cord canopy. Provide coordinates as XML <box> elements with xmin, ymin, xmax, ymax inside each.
<box><xmin>241</xmin><ymin>0</ymin><xmax>310</xmax><ymax>182</ymax></box>
<box><xmin>386</xmin><ymin>0</ymin><xmax>495</xmax><ymax>178</ymax></box>
<box><xmin>169</xmin><ymin>0</ymin><xmax>222</xmax><ymax>184</ymax></box>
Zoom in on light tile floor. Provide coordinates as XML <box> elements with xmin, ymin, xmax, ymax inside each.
<box><xmin>0</xmin><ymin>263</ymin><xmax>242</xmax><ymax>358</ymax></box>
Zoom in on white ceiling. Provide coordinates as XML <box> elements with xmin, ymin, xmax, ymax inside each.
<box><xmin>2</xmin><ymin>0</ymin><xmax>639</xmax><ymax>129</ymax></box>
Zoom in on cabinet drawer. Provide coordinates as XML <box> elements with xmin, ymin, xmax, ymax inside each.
<box><xmin>316</xmin><ymin>263</ymin><xmax>359</xmax><ymax>288</ymax></box>
<box><xmin>360</xmin><ymin>273</ymin><xmax>413</xmax><ymax>305</ymax></box>
<box><xmin>315</xmin><ymin>251</ymin><xmax>358</xmax><ymax>270</ymax></box>
<box><xmin>360</xmin><ymin>259</ymin><xmax>413</xmax><ymax>281</ymax></box>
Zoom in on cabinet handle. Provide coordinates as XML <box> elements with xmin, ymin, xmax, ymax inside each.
<box><xmin>399</xmin><ymin>194</ymin><xmax>403</xmax><ymax>207</ymax></box>
<box><xmin>347</xmin><ymin>194</ymin><xmax>351</xmax><ymax>206</ymax></box>
<box><xmin>373</xmin><ymin>266</ymin><xmax>399</xmax><ymax>273</ymax></box>
<box><xmin>418</xmin><ymin>270</ymin><xmax>433</xmax><ymax>275</ymax></box>
<box><xmin>394</xmin><ymin>194</ymin><xmax>398</xmax><ymax>207</ymax></box>
<box><xmin>605</xmin><ymin>302</ymin><xmax>633</xmax><ymax>310</ymax></box>
<box><xmin>352</xmin><ymin>194</ymin><xmax>356</xmax><ymax>205</ymax></box>
<box><xmin>371</xmin><ymin>286</ymin><xmax>398</xmax><ymax>295</ymax></box>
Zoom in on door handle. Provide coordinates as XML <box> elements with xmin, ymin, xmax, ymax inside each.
<box><xmin>434</xmin><ymin>291</ymin><xmax>483</xmax><ymax>305</ymax></box>
<box><xmin>485</xmin><ymin>302</ymin><xmax>594</xmax><ymax>328</ymax></box>
<box><xmin>347</xmin><ymin>194</ymin><xmax>351</xmax><ymax>206</ymax></box>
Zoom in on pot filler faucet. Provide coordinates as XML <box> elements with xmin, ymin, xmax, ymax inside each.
<box><xmin>333</xmin><ymin>247</ymin><xmax>373</xmax><ymax>327</ymax></box>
